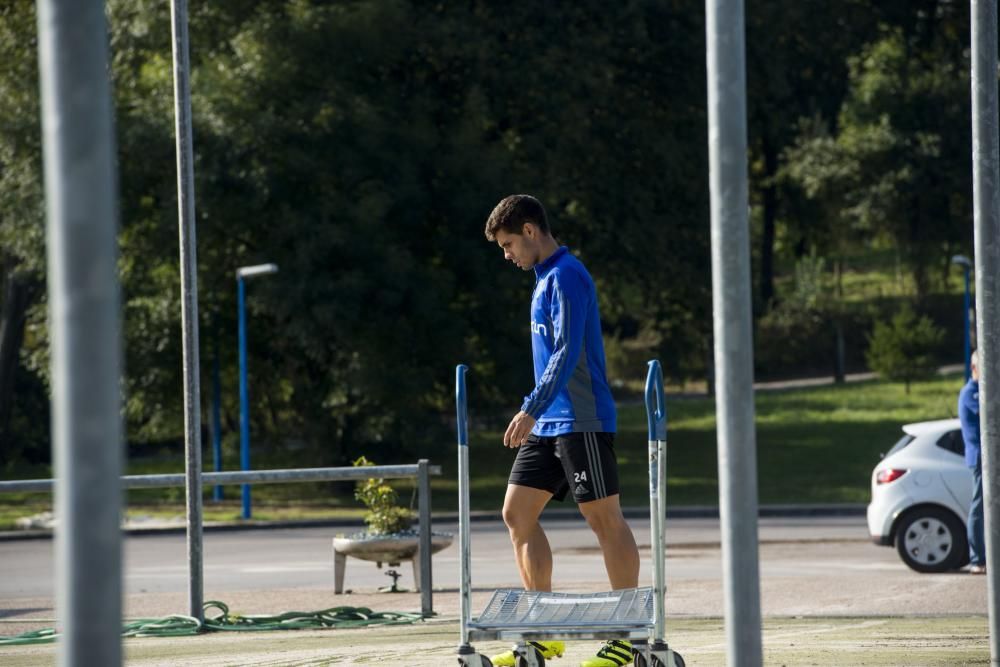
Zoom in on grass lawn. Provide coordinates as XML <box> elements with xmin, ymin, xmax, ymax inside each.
<box><xmin>427</xmin><ymin>371</ymin><xmax>964</xmax><ymax>512</ymax></box>
<box><xmin>0</xmin><ymin>372</ymin><xmax>965</xmax><ymax>529</ymax></box>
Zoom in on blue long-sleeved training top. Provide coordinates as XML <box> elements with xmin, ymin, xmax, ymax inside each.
<box><xmin>520</xmin><ymin>246</ymin><xmax>616</xmax><ymax>436</ymax></box>
<box><xmin>959</xmin><ymin>378</ymin><xmax>981</xmax><ymax>467</ymax></box>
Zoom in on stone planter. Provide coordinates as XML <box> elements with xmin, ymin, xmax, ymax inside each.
<box><xmin>332</xmin><ymin>530</ymin><xmax>453</xmax><ymax>593</ymax></box>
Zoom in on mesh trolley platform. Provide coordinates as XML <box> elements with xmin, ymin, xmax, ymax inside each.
<box><xmin>454</xmin><ymin>361</ymin><xmax>685</xmax><ymax>667</ymax></box>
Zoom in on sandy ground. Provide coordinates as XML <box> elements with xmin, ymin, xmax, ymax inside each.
<box><xmin>0</xmin><ymin>614</ymin><xmax>989</xmax><ymax>666</ymax></box>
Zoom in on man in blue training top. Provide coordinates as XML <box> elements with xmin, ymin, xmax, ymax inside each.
<box><xmin>959</xmin><ymin>349</ymin><xmax>986</xmax><ymax>573</ymax></box>
<box><xmin>484</xmin><ymin>194</ymin><xmax>640</xmax><ymax>667</ymax></box>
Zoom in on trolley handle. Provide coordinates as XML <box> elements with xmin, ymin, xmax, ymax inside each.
<box><xmin>456</xmin><ymin>364</ymin><xmax>469</xmax><ymax>447</ymax></box>
<box><xmin>645</xmin><ymin>360</ymin><xmax>667</xmax><ymax>441</ymax></box>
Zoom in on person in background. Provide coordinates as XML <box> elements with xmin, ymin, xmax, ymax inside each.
<box><xmin>959</xmin><ymin>349</ymin><xmax>986</xmax><ymax>574</ymax></box>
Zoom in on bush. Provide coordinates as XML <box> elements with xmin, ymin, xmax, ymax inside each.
<box><xmin>866</xmin><ymin>304</ymin><xmax>945</xmax><ymax>393</ymax></box>
<box><xmin>352</xmin><ymin>456</ymin><xmax>413</xmax><ymax>535</ymax></box>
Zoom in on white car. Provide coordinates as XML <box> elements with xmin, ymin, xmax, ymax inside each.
<box><xmin>867</xmin><ymin>418</ymin><xmax>973</xmax><ymax>573</ymax></box>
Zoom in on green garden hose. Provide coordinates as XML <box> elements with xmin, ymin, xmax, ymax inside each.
<box><xmin>0</xmin><ymin>601</ymin><xmax>423</xmax><ymax>646</ymax></box>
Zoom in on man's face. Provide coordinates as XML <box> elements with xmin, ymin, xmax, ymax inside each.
<box><xmin>494</xmin><ymin>228</ymin><xmax>537</xmax><ymax>271</ymax></box>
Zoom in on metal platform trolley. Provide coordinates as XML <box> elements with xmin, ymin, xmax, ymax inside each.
<box><xmin>454</xmin><ymin>361</ymin><xmax>685</xmax><ymax>667</ymax></box>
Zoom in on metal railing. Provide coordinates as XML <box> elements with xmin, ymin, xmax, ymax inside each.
<box><xmin>0</xmin><ymin>461</ymin><xmax>443</xmax><ymax>617</ymax></box>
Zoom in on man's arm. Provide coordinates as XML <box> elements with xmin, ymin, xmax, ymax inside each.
<box><xmin>504</xmin><ymin>273</ymin><xmax>588</xmax><ymax>447</ymax></box>
<box><xmin>960</xmin><ymin>384</ymin><xmax>981</xmax><ymax>422</ymax></box>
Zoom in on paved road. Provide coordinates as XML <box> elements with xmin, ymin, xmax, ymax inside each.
<box><xmin>0</xmin><ymin>515</ymin><xmax>987</xmax><ymax>620</ymax></box>
<box><xmin>1</xmin><ymin>515</ymin><xmax>859</xmax><ymax>596</ymax></box>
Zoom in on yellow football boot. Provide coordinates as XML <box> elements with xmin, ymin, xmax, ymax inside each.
<box><xmin>580</xmin><ymin>640</ymin><xmax>634</xmax><ymax>667</ymax></box>
<box><xmin>490</xmin><ymin>641</ymin><xmax>566</xmax><ymax>666</ymax></box>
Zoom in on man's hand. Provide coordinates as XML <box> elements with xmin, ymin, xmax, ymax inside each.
<box><xmin>503</xmin><ymin>411</ymin><xmax>537</xmax><ymax>448</ymax></box>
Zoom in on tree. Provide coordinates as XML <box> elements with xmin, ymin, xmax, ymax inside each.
<box><xmin>746</xmin><ymin>0</ymin><xmax>878</xmax><ymax>310</ymax></box>
<box><xmin>12</xmin><ymin>0</ymin><xmax>968</xmax><ymax>465</ymax></box>
<box><xmin>782</xmin><ymin>5</ymin><xmax>971</xmax><ymax>298</ymax></box>
<box><xmin>0</xmin><ymin>0</ymin><xmax>47</xmax><ymax>463</ymax></box>
<box><xmin>866</xmin><ymin>304</ymin><xmax>944</xmax><ymax>393</ymax></box>
<box><xmin>467</xmin><ymin>1</ymin><xmax>714</xmax><ymax>383</ymax></box>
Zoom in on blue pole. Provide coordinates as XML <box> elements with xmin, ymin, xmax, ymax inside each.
<box><xmin>237</xmin><ymin>276</ymin><xmax>251</xmax><ymax>519</ymax></box>
<box><xmin>456</xmin><ymin>364</ymin><xmax>472</xmax><ymax>647</ymax></box>
<box><xmin>964</xmin><ymin>266</ymin><xmax>972</xmax><ymax>382</ymax></box>
<box><xmin>212</xmin><ymin>324</ymin><xmax>223</xmax><ymax>501</ymax></box>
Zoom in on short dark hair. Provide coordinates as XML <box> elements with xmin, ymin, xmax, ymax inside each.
<box><xmin>484</xmin><ymin>194</ymin><xmax>550</xmax><ymax>241</ymax></box>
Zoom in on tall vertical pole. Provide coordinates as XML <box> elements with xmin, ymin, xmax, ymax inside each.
<box><xmin>234</xmin><ymin>263</ymin><xmax>277</xmax><ymax>520</ymax></box>
<box><xmin>169</xmin><ymin>0</ymin><xmax>204</xmax><ymax>621</ymax></box>
<box><xmin>418</xmin><ymin>458</ymin><xmax>433</xmax><ymax>617</ymax></box>
<box><xmin>36</xmin><ymin>1</ymin><xmax>123</xmax><ymax>664</ymax></box>
<box><xmin>645</xmin><ymin>361</ymin><xmax>668</xmax><ymax>651</ymax></box>
<box><xmin>705</xmin><ymin>0</ymin><xmax>763</xmax><ymax>664</ymax></box>
<box><xmin>970</xmin><ymin>1</ymin><xmax>1000</xmax><ymax>662</ymax></box>
<box><xmin>238</xmin><ymin>276</ymin><xmax>252</xmax><ymax>519</ymax></box>
<box><xmin>455</xmin><ymin>365</ymin><xmax>473</xmax><ymax>651</ymax></box>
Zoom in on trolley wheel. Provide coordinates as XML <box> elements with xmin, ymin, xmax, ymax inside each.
<box><xmin>633</xmin><ymin>652</ymin><xmax>648</xmax><ymax>667</ymax></box>
<box><xmin>479</xmin><ymin>655</ymin><xmax>494</xmax><ymax>667</ymax></box>
<box><xmin>651</xmin><ymin>654</ymin><xmax>685</xmax><ymax>667</ymax></box>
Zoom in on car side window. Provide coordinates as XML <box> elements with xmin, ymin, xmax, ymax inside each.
<box><xmin>886</xmin><ymin>434</ymin><xmax>915</xmax><ymax>457</ymax></box>
<box><xmin>935</xmin><ymin>429</ymin><xmax>965</xmax><ymax>457</ymax></box>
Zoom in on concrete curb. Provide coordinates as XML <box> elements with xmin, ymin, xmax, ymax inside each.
<box><xmin>0</xmin><ymin>503</ymin><xmax>866</xmax><ymax>541</ymax></box>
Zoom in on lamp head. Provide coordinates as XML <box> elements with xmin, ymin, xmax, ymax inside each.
<box><xmin>236</xmin><ymin>263</ymin><xmax>279</xmax><ymax>279</ymax></box>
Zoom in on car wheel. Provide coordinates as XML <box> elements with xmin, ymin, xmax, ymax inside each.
<box><xmin>956</xmin><ymin>546</ymin><xmax>971</xmax><ymax>568</ymax></box>
<box><xmin>895</xmin><ymin>506</ymin><xmax>968</xmax><ymax>573</ymax></box>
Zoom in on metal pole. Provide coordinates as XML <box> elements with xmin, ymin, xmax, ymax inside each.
<box><xmin>645</xmin><ymin>361</ymin><xmax>668</xmax><ymax>649</ymax></box>
<box><xmin>705</xmin><ymin>0</ymin><xmax>763</xmax><ymax>663</ymax></box>
<box><xmin>0</xmin><ymin>464</ymin><xmax>442</xmax><ymax>493</ymax></box>
<box><xmin>36</xmin><ymin>1</ymin><xmax>123</xmax><ymax>664</ymax></box>
<box><xmin>970</xmin><ymin>1</ymin><xmax>1000</xmax><ymax>661</ymax></box>
<box><xmin>238</xmin><ymin>276</ymin><xmax>251</xmax><ymax>519</ymax></box>
<box><xmin>418</xmin><ymin>458</ymin><xmax>433</xmax><ymax>617</ymax></box>
<box><xmin>212</xmin><ymin>326</ymin><xmax>223</xmax><ymax>501</ymax></box>
<box><xmin>455</xmin><ymin>365</ymin><xmax>473</xmax><ymax>649</ymax></box>
<box><xmin>168</xmin><ymin>0</ymin><xmax>204</xmax><ymax>622</ymax></box>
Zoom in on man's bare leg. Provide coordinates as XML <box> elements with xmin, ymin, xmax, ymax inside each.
<box><xmin>578</xmin><ymin>494</ymin><xmax>639</xmax><ymax>589</ymax></box>
<box><xmin>502</xmin><ymin>484</ymin><xmax>554</xmax><ymax>591</ymax></box>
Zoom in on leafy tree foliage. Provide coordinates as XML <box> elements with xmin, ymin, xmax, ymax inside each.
<box><xmin>782</xmin><ymin>5</ymin><xmax>971</xmax><ymax>297</ymax></box>
<box><xmin>0</xmin><ymin>0</ymin><xmax>46</xmax><ymax>464</ymax></box>
<box><xmin>866</xmin><ymin>304</ymin><xmax>945</xmax><ymax>393</ymax></box>
<box><xmin>90</xmin><ymin>1</ymin><xmax>716</xmax><ymax>464</ymax></box>
<box><xmin>0</xmin><ymin>0</ymin><xmax>979</xmax><ymax>468</ymax></box>
<box><xmin>746</xmin><ymin>0</ymin><xmax>879</xmax><ymax>309</ymax></box>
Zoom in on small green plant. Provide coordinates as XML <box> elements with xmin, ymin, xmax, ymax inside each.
<box><xmin>352</xmin><ymin>456</ymin><xmax>413</xmax><ymax>535</ymax></box>
<box><xmin>866</xmin><ymin>303</ymin><xmax>944</xmax><ymax>393</ymax></box>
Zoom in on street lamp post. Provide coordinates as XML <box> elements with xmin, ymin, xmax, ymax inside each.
<box><xmin>952</xmin><ymin>254</ymin><xmax>973</xmax><ymax>381</ymax></box>
<box><xmin>237</xmin><ymin>263</ymin><xmax>278</xmax><ymax>519</ymax></box>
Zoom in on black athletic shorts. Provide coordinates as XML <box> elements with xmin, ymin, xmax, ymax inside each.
<box><xmin>508</xmin><ymin>432</ymin><xmax>619</xmax><ymax>503</ymax></box>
